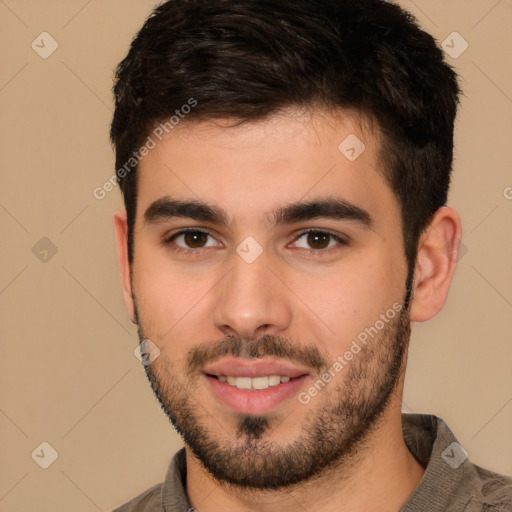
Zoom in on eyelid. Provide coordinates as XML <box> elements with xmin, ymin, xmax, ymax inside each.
<box><xmin>289</xmin><ymin>228</ymin><xmax>349</xmax><ymax>252</ymax></box>
<box><xmin>162</xmin><ymin>227</ymin><xmax>349</xmax><ymax>254</ymax></box>
<box><xmin>163</xmin><ymin>227</ymin><xmax>222</xmax><ymax>248</ymax></box>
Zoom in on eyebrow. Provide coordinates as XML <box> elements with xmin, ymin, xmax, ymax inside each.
<box><xmin>143</xmin><ymin>196</ymin><xmax>373</xmax><ymax>230</ymax></box>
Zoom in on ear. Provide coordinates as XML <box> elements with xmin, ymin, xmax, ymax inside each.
<box><xmin>409</xmin><ymin>206</ymin><xmax>462</xmax><ymax>322</ymax></box>
<box><xmin>113</xmin><ymin>210</ymin><xmax>136</xmax><ymax>323</ymax></box>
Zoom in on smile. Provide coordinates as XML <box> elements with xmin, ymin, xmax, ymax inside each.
<box><xmin>215</xmin><ymin>374</ymin><xmax>292</xmax><ymax>390</ymax></box>
<box><xmin>204</xmin><ymin>373</ymin><xmax>309</xmax><ymax>415</ymax></box>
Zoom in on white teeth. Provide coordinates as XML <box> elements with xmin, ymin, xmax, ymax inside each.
<box><xmin>268</xmin><ymin>375</ymin><xmax>281</xmax><ymax>386</ymax></box>
<box><xmin>217</xmin><ymin>375</ymin><xmax>294</xmax><ymax>390</ymax></box>
<box><xmin>252</xmin><ymin>376</ymin><xmax>269</xmax><ymax>389</ymax></box>
<box><xmin>235</xmin><ymin>377</ymin><xmax>252</xmax><ymax>390</ymax></box>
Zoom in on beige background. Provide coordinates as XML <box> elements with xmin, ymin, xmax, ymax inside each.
<box><xmin>0</xmin><ymin>1</ymin><xmax>511</xmax><ymax>511</ymax></box>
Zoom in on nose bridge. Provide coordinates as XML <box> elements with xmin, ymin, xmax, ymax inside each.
<box><xmin>212</xmin><ymin>246</ymin><xmax>292</xmax><ymax>339</ymax></box>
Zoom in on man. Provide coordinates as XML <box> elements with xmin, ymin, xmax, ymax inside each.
<box><xmin>109</xmin><ymin>0</ymin><xmax>512</xmax><ymax>510</ymax></box>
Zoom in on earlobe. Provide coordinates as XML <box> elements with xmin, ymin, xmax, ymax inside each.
<box><xmin>409</xmin><ymin>206</ymin><xmax>462</xmax><ymax>322</ymax></box>
<box><xmin>113</xmin><ymin>210</ymin><xmax>136</xmax><ymax>323</ymax></box>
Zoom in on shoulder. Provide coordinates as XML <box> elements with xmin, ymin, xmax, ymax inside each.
<box><xmin>111</xmin><ymin>483</ymin><xmax>163</xmax><ymax>512</ymax></box>
<box><xmin>469</xmin><ymin>464</ymin><xmax>512</xmax><ymax>511</ymax></box>
<box><xmin>401</xmin><ymin>413</ymin><xmax>512</xmax><ymax>511</ymax></box>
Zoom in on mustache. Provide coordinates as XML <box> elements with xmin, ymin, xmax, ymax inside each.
<box><xmin>187</xmin><ymin>334</ymin><xmax>329</xmax><ymax>376</ymax></box>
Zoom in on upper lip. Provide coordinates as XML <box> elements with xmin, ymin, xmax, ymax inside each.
<box><xmin>203</xmin><ymin>358</ymin><xmax>310</xmax><ymax>378</ymax></box>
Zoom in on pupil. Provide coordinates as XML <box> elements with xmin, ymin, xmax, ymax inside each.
<box><xmin>185</xmin><ymin>232</ymin><xmax>207</xmax><ymax>248</ymax></box>
<box><xmin>308</xmin><ymin>232</ymin><xmax>329</xmax><ymax>249</ymax></box>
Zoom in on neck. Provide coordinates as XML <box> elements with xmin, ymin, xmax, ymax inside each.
<box><xmin>185</xmin><ymin>398</ymin><xmax>425</xmax><ymax>512</ymax></box>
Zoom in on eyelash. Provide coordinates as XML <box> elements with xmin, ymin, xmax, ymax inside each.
<box><xmin>162</xmin><ymin>228</ymin><xmax>349</xmax><ymax>256</ymax></box>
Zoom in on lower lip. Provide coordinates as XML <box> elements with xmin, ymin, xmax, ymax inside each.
<box><xmin>204</xmin><ymin>374</ymin><xmax>308</xmax><ymax>415</ymax></box>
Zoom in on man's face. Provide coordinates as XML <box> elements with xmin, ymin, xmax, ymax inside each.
<box><xmin>128</xmin><ymin>109</ymin><xmax>411</xmax><ymax>488</ymax></box>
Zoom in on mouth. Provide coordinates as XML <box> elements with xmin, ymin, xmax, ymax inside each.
<box><xmin>207</xmin><ymin>374</ymin><xmax>301</xmax><ymax>390</ymax></box>
<box><xmin>202</xmin><ymin>358</ymin><xmax>311</xmax><ymax>415</ymax></box>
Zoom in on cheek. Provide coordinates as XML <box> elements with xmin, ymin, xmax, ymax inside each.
<box><xmin>304</xmin><ymin>251</ymin><xmax>403</xmax><ymax>349</ymax></box>
<box><xmin>131</xmin><ymin>249</ymin><xmax>214</xmax><ymax>333</ymax></box>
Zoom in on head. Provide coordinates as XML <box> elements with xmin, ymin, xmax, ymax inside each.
<box><xmin>110</xmin><ymin>0</ymin><xmax>462</xmax><ymax>490</ymax></box>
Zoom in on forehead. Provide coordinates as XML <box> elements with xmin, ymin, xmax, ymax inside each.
<box><xmin>135</xmin><ymin>108</ymin><xmax>397</xmax><ymax>229</ymax></box>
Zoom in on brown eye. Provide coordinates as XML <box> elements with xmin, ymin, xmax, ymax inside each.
<box><xmin>291</xmin><ymin>229</ymin><xmax>348</xmax><ymax>252</ymax></box>
<box><xmin>306</xmin><ymin>231</ymin><xmax>331</xmax><ymax>249</ymax></box>
<box><xmin>182</xmin><ymin>231</ymin><xmax>209</xmax><ymax>248</ymax></box>
<box><xmin>166</xmin><ymin>229</ymin><xmax>220</xmax><ymax>251</ymax></box>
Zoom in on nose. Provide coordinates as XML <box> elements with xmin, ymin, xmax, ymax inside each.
<box><xmin>212</xmin><ymin>248</ymin><xmax>293</xmax><ymax>341</ymax></box>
